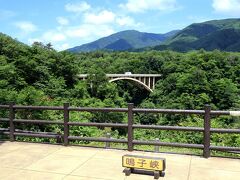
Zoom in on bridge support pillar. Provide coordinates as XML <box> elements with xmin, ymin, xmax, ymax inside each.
<box><xmin>153</xmin><ymin>77</ymin><xmax>155</xmax><ymax>90</ymax></box>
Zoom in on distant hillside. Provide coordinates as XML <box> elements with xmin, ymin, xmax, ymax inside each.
<box><xmin>67</xmin><ymin>30</ymin><xmax>179</xmax><ymax>52</ymax></box>
<box><xmin>152</xmin><ymin>18</ymin><xmax>240</xmax><ymax>52</ymax></box>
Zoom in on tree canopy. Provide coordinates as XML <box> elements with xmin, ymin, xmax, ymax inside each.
<box><xmin>0</xmin><ymin>33</ymin><xmax>239</xmax><ymax>155</ymax></box>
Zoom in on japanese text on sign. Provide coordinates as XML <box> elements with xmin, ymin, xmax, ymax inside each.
<box><xmin>122</xmin><ymin>155</ymin><xmax>165</xmax><ymax>171</ymax></box>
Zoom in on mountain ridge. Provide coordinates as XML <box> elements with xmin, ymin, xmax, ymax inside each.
<box><xmin>67</xmin><ymin>18</ymin><xmax>240</xmax><ymax>53</ymax></box>
<box><xmin>152</xmin><ymin>18</ymin><xmax>240</xmax><ymax>52</ymax></box>
<box><xmin>67</xmin><ymin>30</ymin><xmax>179</xmax><ymax>52</ymax></box>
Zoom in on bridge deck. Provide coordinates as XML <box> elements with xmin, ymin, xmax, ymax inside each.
<box><xmin>0</xmin><ymin>141</ymin><xmax>239</xmax><ymax>180</ymax></box>
<box><xmin>78</xmin><ymin>74</ymin><xmax>162</xmax><ymax>78</ymax></box>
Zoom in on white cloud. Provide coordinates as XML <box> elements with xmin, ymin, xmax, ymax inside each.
<box><xmin>119</xmin><ymin>0</ymin><xmax>178</xmax><ymax>13</ymax></box>
<box><xmin>84</xmin><ymin>10</ymin><xmax>116</xmax><ymax>25</ymax></box>
<box><xmin>65</xmin><ymin>26</ymin><xmax>91</xmax><ymax>38</ymax></box>
<box><xmin>56</xmin><ymin>17</ymin><xmax>69</xmax><ymax>26</ymax></box>
<box><xmin>25</xmin><ymin>0</ymin><xmax>147</xmax><ymax>51</ymax></box>
<box><xmin>116</xmin><ymin>16</ymin><xmax>134</xmax><ymax>26</ymax></box>
<box><xmin>14</xmin><ymin>21</ymin><xmax>37</xmax><ymax>33</ymax></box>
<box><xmin>65</xmin><ymin>1</ymin><xmax>91</xmax><ymax>13</ymax></box>
<box><xmin>94</xmin><ymin>26</ymin><xmax>115</xmax><ymax>37</ymax></box>
<box><xmin>55</xmin><ymin>43</ymin><xmax>71</xmax><ymax>51</ymax></box>
<box><xmin>212</xmin><ymin>0</ymin><xmax>240</xmax><ymax>15</ymax></box>
<box><xmin>116</xmin><ymin>16</ymin><xmax>142</xmax><ymax>27</ymax></box>
<box><xmin>28</xmin><ymin>32</ymin><xmax>66</xmax><ymax>44</ymax></box>
<box><xmin>42</xmin><ymin>31</ymin><xmax>66</xmax><ymax>42</ymax></box>
<box><xmin>27</xmin><ymin>22</ymin><xmax>115</xmax><ymax>51</ymax></box>
<box><xmin>65</xmin><ymin>24</ymin><xmax>115</xmax><ymax>38</ymax></box>
<box><xmin>28</xmin><ymin>38</ymin><xmax>42</xmax><ymax>45</ymax></box>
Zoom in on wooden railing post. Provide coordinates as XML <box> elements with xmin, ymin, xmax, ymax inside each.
<box><xmin>105</xmin><ymin>133</ymin><xmax>111</xmax><ymax>148</ymax></box>
<box><xmin>9</xmin><ymin>102</ymin><xmax>15</xmax><ymax>142</ymax></box>
<box><xmin>154</xmin><ymin>138</ymin><xmax>160</xmax><ymax>152</ymax></box>
<box><xmin>56</xmin><ymin>132</ymin><xmax>62</xmax><ymax>144</ymax></box>
<box><xmin>203</xmin><ymin>105</ymin><xmax>211</xmax><ymax>158</ymax></box>
<box><xmin>128</xmin><ymin>103</ymin><xmax>134</xmax><ymax>151</ymax></box>
<box><xmin>63</xmin><ymin>103</ymin><xmax>70</xmax><ymax>146</ymax></box>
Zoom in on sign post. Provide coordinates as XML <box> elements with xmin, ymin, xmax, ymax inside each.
<box><xmin>122</xmin><ymin>154</ymin><xmax>166</xmax><ymax>179</ymax></box>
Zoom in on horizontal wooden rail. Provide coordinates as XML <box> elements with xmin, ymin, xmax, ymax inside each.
<box><xmin>0</xmin><ymin>128</ymin><xmax>9</xmax><ymax>131</ymax></box>
<box><xmin>13</xmin><ymin>119</ymin><xmax>63</xmax><ymax>125</ymax></box>
<box><xmin>210</xmin><ymin>111</ymin><xmax>230</xmax><ymax>115</ymax></box>
<box><xmin>133</xmin><ymin>140</ymin><xmax>204</xmax><ymax>149</ymax></box>
<box><xmin>133</xmin><ymin>108</ymin><xmax>230</xmax><ymax>116</ymax></box>
<box><xmin>0</xmin><ymin>105</ymin><xmax>8</xmax><ymax>108</ymax></box>
<box><xmin>0</xmin><ymin>118</ymin><xmax>9</xmax><ymax>122</ymax></box>
<box><xmin>0</xmin><ymin>128</ymin><xmax>9</xmax><ymax>135</ymax></box>
<box><xmin>13</xmin><ymin>132</ymin><xmax>59</xmax><ymax>139</ymax></box>
<box><xmin>133</xmin><ymin>125</ymin><xmax>204</xmax><ymax>132</ymax></box>
<box><xmin>0</xmin><ymin>128</ymin><xmax>62</xmax><ymax>142</ymax></box>
<box><xmin>68</xmin><ymin>136</ymin><xmax>128</xmax><ymax>143</ymax></box>
<box><xmin>68</xmin><ymin>122</ymin><xmax>128</xmax><ymax>128</ymax></box>
<box><xmin>13</xmin><ymin>105</ymin><xmax>63</xmax><ymax>110</ymax></box>
<box><xmin>0</xmin><ymin>132</ymin><xmax>10</xmax><ymax>135</ymax></box>
<box><xmin>210</xmin><ymin>128</ymin><xmax>240</xmax><ymax>134</ymax></box>
<box><xmin>210</xmin><ymin>146</ymin><xmax>240</xmax><ymax>151</ymax></box>
<box><xmin>69</xmin><ymin>107</ymin><xmax>128</xmax><ymax>112</ymax></box>
<box><xmin>133</xmin><ymin>108</ymin><xmax>205</xmax><ymax>114</ymax></box>
<box><xmin>1</xmin><ymin>128</ymin><xmax>61</xmax><ymax>136</ymax></box>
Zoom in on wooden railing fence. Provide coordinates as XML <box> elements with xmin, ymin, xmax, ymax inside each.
<box><xmin>0</xmin><ymin>103</ymin><xmax>240</xmax><ymax>158</ymax></box>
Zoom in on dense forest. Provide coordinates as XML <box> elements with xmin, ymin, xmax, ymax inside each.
<box><xmin>0</xmin><ymin>33</ymin><xmax>239</xmax><ymax>155</ymax></box>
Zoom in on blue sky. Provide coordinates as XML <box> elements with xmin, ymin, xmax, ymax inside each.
<box><xmin>0</xmin><ymin>0</ymin><xmax>240</xmax><ymax>50</ymax></box>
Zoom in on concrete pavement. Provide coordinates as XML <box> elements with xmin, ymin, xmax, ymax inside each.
<box><xmin>0</xmin><ymin>141</ymin><xmax>239</xmax><ymax>180</ymax></box>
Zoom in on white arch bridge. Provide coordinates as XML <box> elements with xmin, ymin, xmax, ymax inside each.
<box><xmin>78</xmin><ymin>72</ymin><xmax>161</xmax><ymax>92</ymax></box>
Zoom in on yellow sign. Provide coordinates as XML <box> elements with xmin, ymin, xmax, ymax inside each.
<box><xmin>122</xmin><ymin>154</ymin><xmax>166</xmax><ymax>171</ymax></box>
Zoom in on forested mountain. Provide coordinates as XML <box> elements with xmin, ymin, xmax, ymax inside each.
<box><xmin>153</xmin><ymin>18</ymin><xmax>240</xmax><ymax>52</ymax></box>
<box><xmin>68</xmin><ymin>18</ymin><xmax>240</xmax><ymax>53</ymax></box>
<box><xmin>1</xmin><ymin>31</ymin><xmax>240</xmax><ymax>112</ymax></box>
<box><xmin>0</xmin><ymin>32</ymin><xmax>240</xmax><ymax>154</ymax></box>
<box><xmin>67</xmin><ymin>30</ymin><xmax>179</xmax><ymax>52</ymax></box>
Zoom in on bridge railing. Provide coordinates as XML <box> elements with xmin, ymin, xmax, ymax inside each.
<box><xmin>0</xmin><ymin>103</ymin><xmax>239</xmax><ymax>158</ymax></box>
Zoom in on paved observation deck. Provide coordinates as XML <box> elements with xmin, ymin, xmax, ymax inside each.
<box><xmin>0</xmin><ymin>141</ymin><xmax>239</xmax><ymax>180</ymax></box>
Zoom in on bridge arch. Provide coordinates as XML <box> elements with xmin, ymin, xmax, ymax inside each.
<box><xmin>109</xmin><ymin>77</ymin><xmax>153</xmax><ymax>92</ymax></box>
<box><xmin>78</xmin><ymin>73</ymin><xmax>161</xmax><ymax>92</ymax></box>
